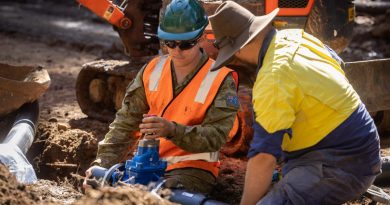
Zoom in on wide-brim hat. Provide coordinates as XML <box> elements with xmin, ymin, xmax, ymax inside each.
<box><xmin>209</xmin><ymin>1</ymin><xmax>279</xmax><ymax>70</ymax></box>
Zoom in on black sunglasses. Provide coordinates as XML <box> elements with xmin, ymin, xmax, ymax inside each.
<box><xmin>164</xmin><ymin>39</ymin><xmax>198</xmax><ymax>50</ymax></box>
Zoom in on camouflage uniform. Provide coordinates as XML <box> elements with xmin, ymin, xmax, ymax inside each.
<box><xmin>92</xmin><ymin>52</ymin><xmax>239</xmax><ymax>193</ymax></box>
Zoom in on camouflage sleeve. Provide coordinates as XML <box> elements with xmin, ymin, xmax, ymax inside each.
<box><xmin>92</xmin><ymin>67</ymin><xmax>149</xmax><ymax>168</ymax></box>
<box><xmin>169</xmin><ymin>73</ymin><xmax>239</xmax><ymax>153</ymax></box>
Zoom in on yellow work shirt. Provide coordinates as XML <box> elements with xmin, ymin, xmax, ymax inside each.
<box><xmin>253</xmin><ymin>29</ymin><xmax>360</xmax><ymax>152</ymax></box>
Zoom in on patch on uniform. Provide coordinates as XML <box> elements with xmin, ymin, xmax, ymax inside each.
<box><xmin>229</xmin><ymin>81</ymin><xmax>237</xmax><ymax>90</ymax></box>
<box><xmin>226</xmin><ymin>95</ymin><xmax>239</xmax><ymax>109</ymax></box>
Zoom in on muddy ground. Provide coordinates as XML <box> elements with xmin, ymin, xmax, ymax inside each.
<box><xmin>0</xmin><ymin>0</ymin><xmax>389</xmax><ymax>204</ymax></box>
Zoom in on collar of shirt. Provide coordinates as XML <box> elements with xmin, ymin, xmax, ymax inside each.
<box><xmin>170</xmin><ymin>49</ymin><xmax>209</xmax><ymax>96</ymax></box>
<box><xmin>256</xmin><ymin>29</ymin><xmax>277</xmax><ymax>73</ymax></box>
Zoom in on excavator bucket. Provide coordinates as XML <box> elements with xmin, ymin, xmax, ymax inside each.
<box><xmin>0</xmin><ymin>63</ymin><xmax>50</xmax><ymax>117</ymax></box>
<box><xmin>344</xmin><ymin>58</ymin><xmax>390</xmax><ymax>113</ymax></box>
<box><xmin>344</xmin><ymin>58</ymin><xmax>390</xmax><ymax>134</ymax></box>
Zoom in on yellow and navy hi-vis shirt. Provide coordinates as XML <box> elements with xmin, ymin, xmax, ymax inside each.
<box><xmin>248</xmin><ymin>29</ymin><xmax>379</xmax><ymax>161</ymax></box>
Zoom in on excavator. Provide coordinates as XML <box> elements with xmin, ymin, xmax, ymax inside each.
<box><xmin>75</xmin><ymin>0</ymin><xmax>390</xmax><ymax>203</ymax></box>
<box><xmin>75</xmin><ymin>0</ymin><xmax>390</xmax><ymax>156</ymax></box>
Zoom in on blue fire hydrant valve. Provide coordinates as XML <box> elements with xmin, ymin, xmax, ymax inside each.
<box><xmin>89</xmin><ymin>139</ymin><xmax>230</xmax><ymax>205</ymax></box>
<box><xmin>91</xmin><ymin>139</ymin><xmax>167</xmax><ymax>186</ymax></box>
<box><xmin>121</xmin><ymin>139</ymin><xmax>167</xmax><ymax>185</ymax></box>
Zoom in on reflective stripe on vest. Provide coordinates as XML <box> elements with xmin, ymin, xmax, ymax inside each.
<box><xmin>194</xmin><ymin>63</ymin><xmax>222</xmax><ymax>104</ymax></box>
<box><xmin>164</xmin><ymin>152</ymin><xmax>219</xmax><ymax>166</ymax></box>
<box><xmin>149</xmin><ymin>55</ymin><xmax>168</xmax><ymax>91</ymax></box>
<box><xmin>142</xmin><ymin>55</ymin><xmax>237</xmax><ymax>177</ymax></box>
<box><xmin>147</xmin><ymin>58</ymin><xmax>221</xmax><ymax>104</ymax></box>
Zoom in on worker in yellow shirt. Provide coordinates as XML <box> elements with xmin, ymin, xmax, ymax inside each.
<box><xmin>209</xmin><ymin>1</ymin><xmax>381</xmax><ymax>204</ymax></box>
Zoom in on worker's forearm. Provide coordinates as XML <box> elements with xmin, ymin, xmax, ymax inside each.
<box><xmin>95</xmin><ymin>68</ymin><xmax>149</xmax><ymax>168</ymax></box>
<box><xmin>94</xmin><ymin>108</ymin><xmax>142</xmax><ymax>168</ymax></box>
<box><xmin>94</xmin><ymin>141</ymin><xmax>132</xmax><ymax>168</ymax></box>
<box><xmin>240</xmin><ymin>153</ymin><xmax>276</xmax><ymax>205</ymax></box>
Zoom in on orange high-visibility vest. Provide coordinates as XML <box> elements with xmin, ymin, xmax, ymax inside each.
<box><xmin>142</xmin><ymin>55</ymin><xmax>238</xmax><ymax>177</ymax></box>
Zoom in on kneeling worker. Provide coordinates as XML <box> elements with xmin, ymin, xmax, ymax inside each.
<box><xmin>84</xmin><ymin>0</ymin><xmax>239</xmax><ymax>194</ymax></box>
<box><xmin>209</xmin><ymin>1</ymin><xmax>381</xmax><ymax>204</ymax></box>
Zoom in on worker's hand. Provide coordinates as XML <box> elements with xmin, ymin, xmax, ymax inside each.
<box><xmin>139</xmin><ymin>114</ymin><xmax>176</xmax><ymax>139</ymax></box>
<box><xmin>83</xmin><ymin>166</ymin><xmax>93</xmax><ymax>190</ymax></box>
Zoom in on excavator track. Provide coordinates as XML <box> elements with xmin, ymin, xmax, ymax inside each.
<box><xmin>76</xmin><ymin>60</ymin><xmax>140</xmax><ymax>122</ymax></box>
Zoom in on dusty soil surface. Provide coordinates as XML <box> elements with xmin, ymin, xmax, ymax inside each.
<box><xmin>0</xmin><ymin>0</ymin><xmax>389</xmax><ymax>204</ymax></box>
<box><xmin>73</xmin><ymin>186</ymin><xmax>175</xmax><ymax>205</ymax></box>
<box><xmin>0</xmin><ymin>163</ymin><xmax>174</xmax><ymax>205</ymax></box>
<box><xmin>0</xmin><ymin>164</ymin><xmax>39</xmax><ymax>205</ymax></box>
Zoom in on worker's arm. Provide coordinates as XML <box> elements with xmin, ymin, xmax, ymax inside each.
<box><xmin>239</xmin><ymin>64</ymin><xmax>301</xmax><ymax>202</ymax></box>
<box><xmin>240</xmin><ymin>153</ymin><xmax>276</xmax><ymax>205</ymax></box>
<box><xmin>92</xmin><ymin>67</ymin><xmax>149</xmax><ymax>168</ymax></box>
<box><xmin>167</xmin><ymin>73</ymin><xmax>239</xmax><ymax>153</ymax></box>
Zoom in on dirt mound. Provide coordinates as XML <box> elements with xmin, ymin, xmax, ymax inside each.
<box><xmin>0</xmin><ymin>164</ymin><xmax>39</xmax><ymax>205</ymax></box>
<box><xmin>28</xmin><ymin>122</ymin><xmax>102</xmax><ymax>181</ymax></box>
<box><xmin>0</xmin><ymin>163</ymin><xmax>176</xmax><ymax>205</ymax></box>
<box><xmin>27</xmin><ymin>179</ymin><xmax>82</xmax><ymax>204</ymax></box>
<box><xmin>211</xmin><ymin>156</ymin><xmax>247</xmax><ymax>205</ymax></box>
<box><xmin>74</xmin><ymin>186</ymin><xmax>176</xmax><ymax>205</ymax></box>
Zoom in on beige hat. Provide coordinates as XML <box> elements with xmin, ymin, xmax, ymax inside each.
<box><xmin>209</xmin><ymin>1</ymin><xmax>279</xmax><ymax>70</ymax></box>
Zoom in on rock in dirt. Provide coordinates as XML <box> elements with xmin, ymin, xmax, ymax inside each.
<box><xmin>48</xmin><ymin>118</ymin><xmax>58</xmax><ymax>123</ymax></box>
<box><xmin>57</xmin><ymin>123</ymin><xmax>69</xmax><ymax>131</ymax></box>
